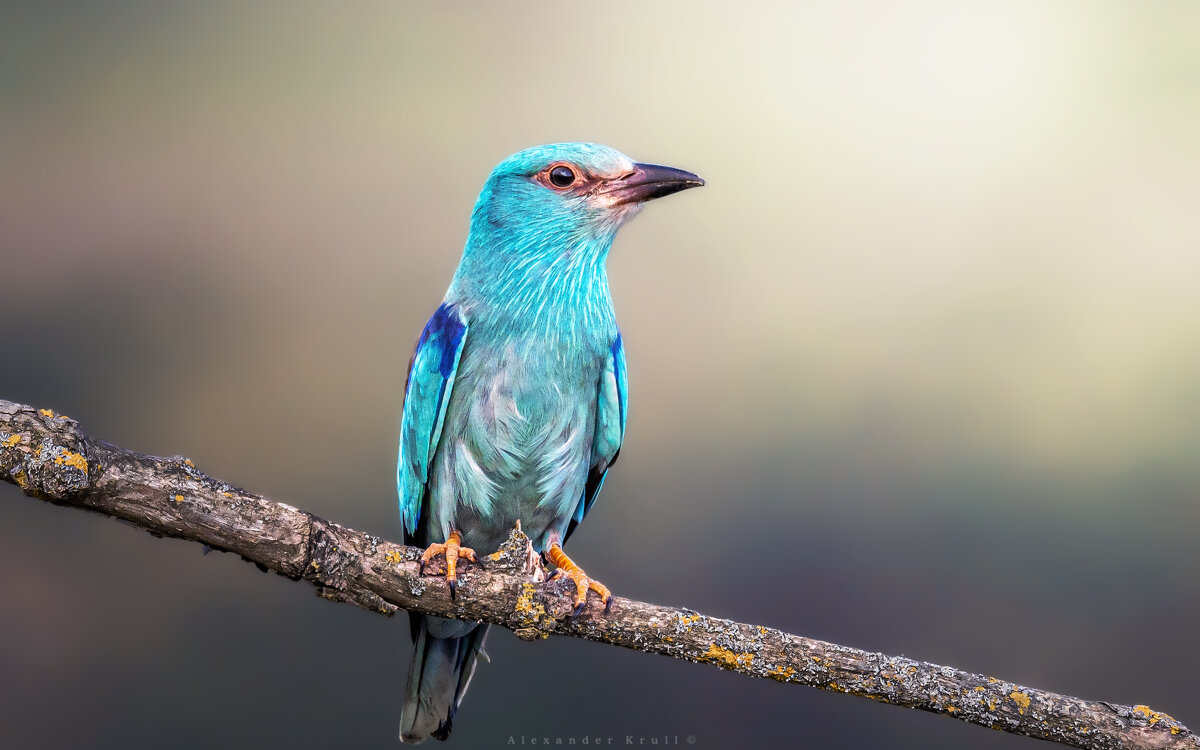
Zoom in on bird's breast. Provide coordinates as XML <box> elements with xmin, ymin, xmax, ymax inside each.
<box><xmin>431</xmin><ymin>334</ymin><xmax>608</xmax><ymax>548</ymax></box>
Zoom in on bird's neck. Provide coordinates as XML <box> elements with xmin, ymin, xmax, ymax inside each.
<box><xmin>447</xmin><ymin>233</ymin><xmax>618</xmax><ymax>347</ymax></box>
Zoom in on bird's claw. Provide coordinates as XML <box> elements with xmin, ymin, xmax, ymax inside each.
<box><xmin>547</xmin><ymin>547</ymin><xmax>612</xmax><ymax>616</ymax></box>
<box><xmin>418</xmin><ymin>530</ymin><xmax>477</xmax><ymax>598</ymax></box>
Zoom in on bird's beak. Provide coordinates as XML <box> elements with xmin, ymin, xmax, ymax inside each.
<box><xmin>602</xmin><ymin>163</ymin><xmax>705</xmax><ymax>206</ymax></box>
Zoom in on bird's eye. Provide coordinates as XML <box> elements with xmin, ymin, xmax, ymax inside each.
<box><xmin>548</xmin><ymin>165</ymin><xmax>578</xmax><ymax>189</ymax></box>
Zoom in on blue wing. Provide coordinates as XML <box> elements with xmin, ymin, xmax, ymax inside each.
<box><xmin>566</xmin><ymin>332</ymin><xmax>628</xmax><ymax>542</ymax></box>
<box><xmin>397</xmin><ymin>302</ymin><xmax>468</xmax><ymax>541</ymax></box>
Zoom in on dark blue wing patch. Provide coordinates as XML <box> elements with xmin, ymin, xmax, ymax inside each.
<box><xmin>397</xmin><ymin>303</ymin><xmax>469</xmax><ymax>539</ymax></box>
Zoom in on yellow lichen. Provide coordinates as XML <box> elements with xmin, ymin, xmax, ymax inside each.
<box><xmin>1133</xmin><ymin>705</ymin><xmax>1174</xmax><ymax>726</ymax></box>
<box><xmin>39</xmin><ymin>408</ymin><xmax>55</xmax><ymax>418</ymax></box>
<box><xmin>947</xmin><ymin>706</ymin><xmax>959</xmax><ymax>713</ymax></box>
<box><xmin>385</xmin><ymin>550</ymin><xmax>402</xmax><ymax>564</ymax></box>
<box><xmin>54</xmin><ymin>450</ymin><xmax>88</xmax><ymax>472</ymax></box>
<box><xmin>310</xmin><ymin>561</ymin><xmax>320</xmax><ymax>570</ymax></box>
<box><xmin>514</xmin><ymin>583</ymin><xmax>551</xmax><ymax>633</ymax></box>
<box><xmin>184</xmin><ymin>459</ymin><xmax>195</xmax><ymax>467</ymax></box>
<box><xmin>679</xmin><ymin>613</ymin><xmax>701</xmax><ymax>626</ymax></box>
<box><xmin>1010</xmin><ymin>691</ymin><xmax>1031</xmax><ymax>714</ymax></box>
<box><xmin>3</xmin><ymin>434</ymin><xmax>20</xmax><ymax>448</ymax></box>
<box><xmin>487</xmin><ymin>550</ymin><xmax>503</xmax><ymax>560</ymax></box>
<box><xmin>767</xmin><ymin>666</ymin><xmax>796</xmax><ymax>682</ymax></box>
<box><xmin>515</xmin><ymin>583</ymin><xmax>537</xmax><ymax>613</ymax></box>
<box><xmin>702</xmin><ymin>644</ymin><xmax>754</xmax><ymax>670</ymax></box>
<box><xmin>174</xmin><ymin>494</ymin><xmax>184</xmax><ymax>502</ymax></box>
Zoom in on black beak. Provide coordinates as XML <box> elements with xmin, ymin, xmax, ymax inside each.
<box><xmin>604</xmin><ymin>163</ymin><xmax>704</xmax><ymax>206</ymax></box>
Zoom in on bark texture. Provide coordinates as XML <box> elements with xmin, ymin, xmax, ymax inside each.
<box><xmin>1</xmin><ymin>398</ymin><xmax>1193</xmax><ymax>749</ymax></box>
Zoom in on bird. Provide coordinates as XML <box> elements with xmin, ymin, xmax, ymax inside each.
<box><xmin>396</xmin><ymin>143</ymin><xmax>703</xmax><ymax>742</ymax></box>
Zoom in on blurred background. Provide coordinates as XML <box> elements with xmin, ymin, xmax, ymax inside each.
<box><xmin>2</xmin><ymin>1</ymin><xmax>1199</xmax><ymax>748</ymax></box>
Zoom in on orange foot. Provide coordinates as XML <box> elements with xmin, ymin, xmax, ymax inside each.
<box><xmin>419</xmin><ymin>530</ymin><xmax>478</xmax><ymax>599</ymax></box>
<box><xmin>547</xmin><ymin>543</ymin><xmax>613</xmax><ymax>616</ymax></box>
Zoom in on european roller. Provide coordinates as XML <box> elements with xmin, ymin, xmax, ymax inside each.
<box><xmin>396</xmin><ymin>143</ymin><xmax>703</xmax><ymax>742</ymax></box>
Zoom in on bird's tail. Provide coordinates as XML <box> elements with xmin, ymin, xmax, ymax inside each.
<box><xmin>400</xmin><ymin>616</ymin><xmax>489</xmax><ymax>743</ymax></box>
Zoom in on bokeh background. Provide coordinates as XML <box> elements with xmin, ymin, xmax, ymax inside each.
<box><xmin>3</xmin><ymin>2</ymin><xmax>1199</xmax><ymax>748</ymax></box>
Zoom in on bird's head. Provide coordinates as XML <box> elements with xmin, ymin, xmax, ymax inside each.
<box><xmin>465</xmin><ymin>143</ymin><xmax>704</xmax><ymax>259</ymax></box>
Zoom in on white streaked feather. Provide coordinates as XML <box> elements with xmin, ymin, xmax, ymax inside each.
<box><xmin>453</xmin><ymin>440</ymin><xmax>499</xmax><ymax>515</ymax></box>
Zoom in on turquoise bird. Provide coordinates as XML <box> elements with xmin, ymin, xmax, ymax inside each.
<box><xmin>396</xmin><ymin>143</ymin><xmax>703</xmax><ymax>742</ymax></box>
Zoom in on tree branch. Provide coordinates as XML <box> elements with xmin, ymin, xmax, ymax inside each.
<box><xmin>0</xmin><ymin>398</ymin><xmax>1192</xmax><ymax>749</ymax></box>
